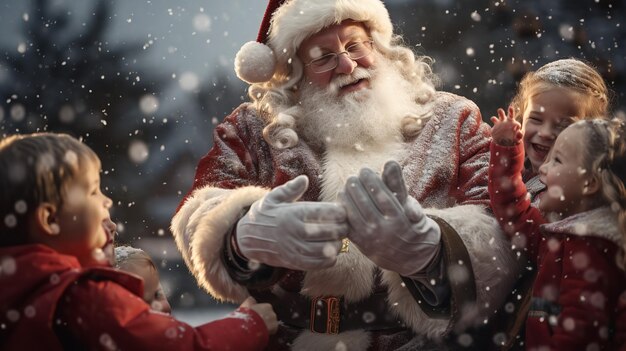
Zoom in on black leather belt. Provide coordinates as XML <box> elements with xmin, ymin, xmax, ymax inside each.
<box><xmin>253</xmin><ymin>287</ymin><xmax>405</xmax><ymax>334</ymax></box>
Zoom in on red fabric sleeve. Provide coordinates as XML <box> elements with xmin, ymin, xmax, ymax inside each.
<box><xmin>56</xmin><ymin>280</ymin><xmax>268</xmax><ymax>351</ymax></box>
<box><xmin>550</xmin><ymin>237</ymin><xmax>624</xmax><ymax>350</ymax></box>
<box><xmin>455</xmin><ymin>104</ymin><xmax>492</xmax><ymax>206</ymax></box>
<box><xmin>193</xmin><ymin>110</ymin><xmax>260</xmax><ymax>190</ymax></box>
<box><xmin>488</xmin><ymin>142</ymin><xmax>547</xmax><ymax>260</ymax></box>
<box><xmin>176</xmin><ymin>107</ymin><xmax>269</xmax><ymax>213</ymax></box>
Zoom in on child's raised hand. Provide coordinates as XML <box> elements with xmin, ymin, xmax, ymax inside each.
<box><xmin>240</xmin><ymin>296</ymin><xmax>278</xmax><ymax>335</ymax></box>
<box><xmin>490</xmin><ymin>107</ymin><xmax>522</xmax><ymax>146</ymax></box>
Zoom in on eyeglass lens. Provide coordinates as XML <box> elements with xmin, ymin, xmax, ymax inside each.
<box><xmin>308</xmin><ymin>41</ymin><xmax>372</xmax><ymax>73</ymax></box>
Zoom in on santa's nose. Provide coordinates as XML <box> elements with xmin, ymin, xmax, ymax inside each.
<box><xmin>334</xmin><ymin>53</ymin><xmax>357</xmax><ymax>75</ymax></box>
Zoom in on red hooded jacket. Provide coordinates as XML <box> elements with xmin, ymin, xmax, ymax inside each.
<box><xmin>0</xmin><ymin>244</ymin><xmax>269</xmax><ymax>351</ymax></box>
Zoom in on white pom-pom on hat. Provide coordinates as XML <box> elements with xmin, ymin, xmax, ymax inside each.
<box><xmin>234</xmin><ymin>41</ymin><xmax>276</xmax><ymax>84</ymax></box>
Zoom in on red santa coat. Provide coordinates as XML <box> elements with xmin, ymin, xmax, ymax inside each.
<box><xmin>0</xmin><ymin>244</ymin><xmax>269</xmax><ymax>351</ymax></box>
<box><xmin>489</xmin><ymin>142</ymin><xmax>626</xmax><ymax>350</ymax></box>
<box><xmin>172</xmin><ymin>91</ymin><xmax>523</xmax><ymax>350</ymax></box>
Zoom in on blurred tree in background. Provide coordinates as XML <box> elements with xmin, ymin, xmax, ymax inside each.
<box><xmin>389</xmin><ymin>0</ymin><xmax>625</xmax><ymax>118</ymax></box>
<box><xmin>0</xmin><ymin>0</ymin><xmax>172</xmax><ymax>236</ymax></box>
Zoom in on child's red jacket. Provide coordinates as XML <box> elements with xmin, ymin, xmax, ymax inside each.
<box><xmin>489</xmin><ymin>142</ymin><xmax>626</xmax><ymax>350</ymax></box>
<box><xmin>0</xmin><ymin>244</ymin><xmax>269</xmax><ymax>350</ymax></box>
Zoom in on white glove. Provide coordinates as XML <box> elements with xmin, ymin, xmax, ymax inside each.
<box><xmin>236</xmin><ymin>175</ymin><xmax>348</xmax><ymax>271</ymax></box>
<box><xmin>339</xmin><ymin>161</ymin><xmax>441</xmax><ymax>276</ymax></box>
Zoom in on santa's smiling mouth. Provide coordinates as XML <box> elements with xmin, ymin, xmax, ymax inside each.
<box><xmin>339</xmin><ymin>78</ymin><xmax>368</xmax><ymax>94</ymax></box>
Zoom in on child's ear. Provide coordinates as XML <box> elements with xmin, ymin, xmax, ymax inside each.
<box><xmin>34</xmin><ymin>203</ymin><xmax>61</xmax><ymax>236</ymax></box>
<box><xmin>583</xmin><ymin>175</ymin><xmax>601</xmax><ymax>196</ymax></box>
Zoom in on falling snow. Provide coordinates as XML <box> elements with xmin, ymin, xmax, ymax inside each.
<box><xmin>0</xmin><ymin>0</ymin><xmax>624</xmax><ymax>349</ymax></box>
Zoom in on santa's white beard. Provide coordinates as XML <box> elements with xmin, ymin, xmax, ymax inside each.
<box><xmin>297</xmin><ymin>55</ymin><xmax>419</xmax><ymax>150</ymax></box>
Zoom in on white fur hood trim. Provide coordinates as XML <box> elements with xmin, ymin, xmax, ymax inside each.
<box><xmin>171</xmin><ymin>184</ymin><xmax>269</xmax><ymax>302</ymax></box>
<box><xmin>542</xmin><ymin>206</ymin><xmax>622</xmax><ymax>245</ymax></box>
<box><xmin>382</xmin><ymin>204</ymin><xmax>523</xmax><ymax>337</ymax></box>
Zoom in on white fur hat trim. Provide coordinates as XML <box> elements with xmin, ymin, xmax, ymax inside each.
<box><xmin>268</xmin><ymin>0</ymin><xmax>392</xmax><ymax>62</ymax></box>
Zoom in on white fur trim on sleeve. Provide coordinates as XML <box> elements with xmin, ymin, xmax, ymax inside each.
<box><xmin>171</xmin><ymin>185</ymin><xmax>269</xmax><ymax>302</ymax></box>
<box><xmin>382</xmin><ymin>204</ymin><xmax>523</xmax><ymax>337</ymax></box>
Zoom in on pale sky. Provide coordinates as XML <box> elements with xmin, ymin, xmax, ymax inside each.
<box><xmin>0</xmin><ymin>0</ymin><xmax>268</xmax><ymax>81</ymax></box>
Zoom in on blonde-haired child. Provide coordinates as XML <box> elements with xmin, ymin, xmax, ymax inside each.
<box><xmin>0</xmin><ymin>133</ymin><xmax>277</xmax><ymax>350</ymax></box>
<box><xmin>115</xmin><ymin>245</ymin><xmax>172</xmax><ymax>314</ymax></box>
<box><xmin>489</xmin><ymin>112</ymin><xmax>626</xmax><ymax>349</ymax></box>
<box><xmin>508</xmin><ymin>58</ymin><xmax>610</xmax><ymax>197</ymax></box>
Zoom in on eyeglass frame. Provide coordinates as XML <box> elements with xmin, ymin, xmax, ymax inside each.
<box><xmin>303</xmin><ymin>40</ymin><xmax>374</xmax><ymax>74</ymax></box>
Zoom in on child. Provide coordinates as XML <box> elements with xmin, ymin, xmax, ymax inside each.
<box><xmin>489</xmin><ymin>112</ymin><xmax>626</xmax><ymax>349</ymax></box>
<box><xmin>0</xmin><ymin>133</ymin><xmax>277</xmax><ymax>350</ymax></box>
<box><xmin>115</xmin><ymin>245</ymin><xmax>172</xmax><ymax>314</ymax></box>
<box><xmin>508</xmin><ymin>58</ymin><xmax>610</xmax><ymax>198</ymax></box>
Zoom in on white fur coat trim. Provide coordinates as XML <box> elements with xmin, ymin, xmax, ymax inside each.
<box><xmin>542</xmin><ymin>206</ymin><xmax>622</xmax><ymax>245</ymax></box>
<box><xmin>301</xmin><ymin>244</ymin><xmax>376</xmax><ymax>302</ymax></box>
<box><xmin>382</xmin><ymin>204</ymin><xmax>523</xmax><ymax>338</ymax></box>
<box><xmin>300</xmin><ymin>140</ymin><xmax>404</xmax><ymax>302</ymax></box>
<box><xmin>318</xmin><ymin>141</ymin><xmax>406</xmax><ymax>203</ymax></box>
<box><xmin>171</xmin><ymin>184</ymin><xmax>269</xmax><ymax>302</ymax></box>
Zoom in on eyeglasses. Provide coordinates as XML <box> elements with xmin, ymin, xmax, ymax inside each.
<box><xmin>304</xmin><ymin>40</ymin><xmax>374</xmax><ymax>74</ymax></box>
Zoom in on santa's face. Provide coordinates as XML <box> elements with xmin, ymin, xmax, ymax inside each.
<box><xmin>296</xmin><ymin>51</ymin><xmax>419</xmax><ymax>151</ymax></box>
<box><xmin>297</xmin><ymin>21</ymin><xmax>375</xmax><ymax>93</ymax></box>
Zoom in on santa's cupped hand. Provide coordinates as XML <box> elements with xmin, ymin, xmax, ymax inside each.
<box><xmin>236</xmin><ymin>175</ymin><xmax>348</xmax><ymax>271</ymax></box>
<box><xmin>339</xmin><ymin>161</ymin><xmax>441</xmax><ymax>276</ymax></box>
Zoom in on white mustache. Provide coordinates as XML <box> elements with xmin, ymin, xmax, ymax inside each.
<box><xmin>329</xmin><ymin>67</ymin><xmax>373</xmax><ymax>93</ymax></box>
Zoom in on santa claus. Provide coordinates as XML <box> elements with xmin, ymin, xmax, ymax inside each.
<box><xmin>172</xmin><ymin>0</ymin><xmax>523</xmax><ymax>349</ymax></box>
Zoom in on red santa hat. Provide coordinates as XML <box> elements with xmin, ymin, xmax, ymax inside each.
<box><xmin>234</xmin><ymin>0</ymin><xmax>394</xmax><ymax>84</ymax></box>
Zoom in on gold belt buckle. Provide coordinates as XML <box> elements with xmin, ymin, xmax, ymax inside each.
<box><xmin>340</xmin><ymin>238</ymin><xmax>350</xmax><ymax>253</ymax></box>
<box><xmin>310</xmin><ymin>296</ymin><xmax>340</xmax><ymax>334</ymax></box>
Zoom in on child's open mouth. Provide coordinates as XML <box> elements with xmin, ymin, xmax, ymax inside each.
<box><xmin>532</xmin><ymin>143</ymin><xmax>550</xmax><ymax>156</ymax></box>
<box><xmin>102</xmin><ymin>223</ymin><xmax>116</xmax><ymax>265</ymax></box>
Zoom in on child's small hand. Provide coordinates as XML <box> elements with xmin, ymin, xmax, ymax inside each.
<box><xmin>490</xmin><ymin>107</ymin><xmax>523</xmax><ymax>146</ymax></box>
<box><xmin>240</xmin><ymin>296</ymin><xmax>278</xmax><ymax>335</ymax></box>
